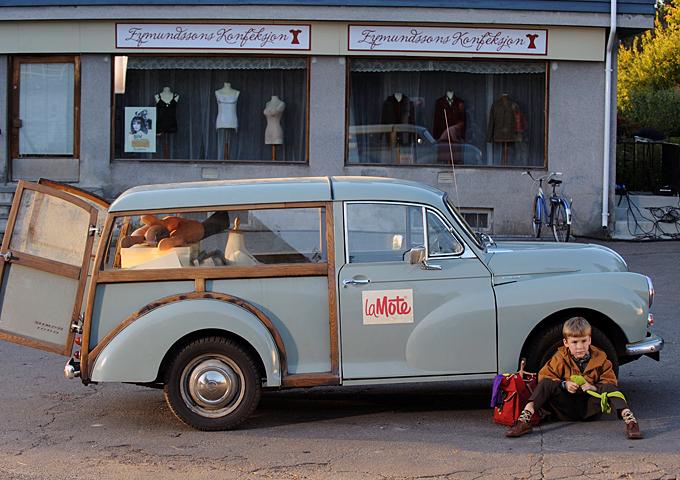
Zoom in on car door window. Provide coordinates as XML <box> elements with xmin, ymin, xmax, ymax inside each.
<box><xmin>346</xmin><ymin>203</ymin><xmax>424</xmax><ymax>263</ymax></box>
<box><xmin>427</xmin><ymin>210</ymin><xmax>464</xmax><ymax>256</ymax></box>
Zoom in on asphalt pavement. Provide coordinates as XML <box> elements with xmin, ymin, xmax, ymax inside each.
<box><xmin>0</xmin><ymin>240</ymin><xmax>678</xmax><ymax>479</ymax></box>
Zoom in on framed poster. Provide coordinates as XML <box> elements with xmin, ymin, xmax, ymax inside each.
<box><xmin>124</xmin><ymin>107</ymin><xmax>156</xmax><ymax>153</ymax></box>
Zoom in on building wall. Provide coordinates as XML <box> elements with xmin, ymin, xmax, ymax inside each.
<box><xmin>0</xmin><ymin>55</ymin><xmax>7</xmax><ymax>183</ymax></box>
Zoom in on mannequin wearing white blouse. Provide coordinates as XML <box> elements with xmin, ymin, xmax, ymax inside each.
<box><xmin>215</xmin><ymin>82</ymin><xmax>240</xmax><ymax>130</ymax></box>
<box><xmin>263</xmin><ymin>95</ymin><xmax>286</xmax><ymax>145</ymax></box>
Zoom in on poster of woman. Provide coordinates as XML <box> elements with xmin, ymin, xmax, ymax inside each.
<box><xmin>125</xmin><ymin>107</ymin><xmax>156</xmax><ymax>153</ymax></box>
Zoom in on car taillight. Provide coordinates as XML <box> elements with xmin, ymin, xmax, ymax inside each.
<box><xmin>648</xmin><ymin>313</ymin><xmax>654</xmax><ymax>328</ymax></box>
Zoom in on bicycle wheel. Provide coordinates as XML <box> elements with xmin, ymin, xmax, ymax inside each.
<box><xmin>532</xmin><ymin>196</ymin><xmax>542</xmax><ymax>238</ymax></box>
<box><xmin>551</xmin><ymin>201</ymin><xmax>571</xmax><ymax>242</ymax></box>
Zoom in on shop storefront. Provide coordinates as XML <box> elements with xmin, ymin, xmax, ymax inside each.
<box><xmin>0</xmin><ymin>1</ymin><xmax>654</xmax><ymax>236</ymax></box>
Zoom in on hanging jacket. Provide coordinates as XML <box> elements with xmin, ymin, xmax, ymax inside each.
<box><xmin>487</xmin><ymin>95</ymin><xmax>522</xmax><ymax>143</ymax></box>
<box><xmin>432</xmin><ymin>95</ymin><xmax>465</xmax><ymax>141</ymax></box>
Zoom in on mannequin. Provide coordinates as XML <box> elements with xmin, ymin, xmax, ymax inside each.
<box><xmin>264</xmin><ymin>95</ymin><xmax>285</xmax><ymax>159</ymax></box>
<box><xmin>215</xmin><ymin>82</ymin><xmax>240</xmax><ymax>159</ymax></box>
<box><xmin>381</xmin><ymin>92</ymin><xmax>415</xmax><ymax>147</ymax></box>
<box><xmin>215</xmin><ymin>82</ymin><xmax>239</xmax><ymax>129</ymax></box>
<box><xmin>433</xmin><ymin>90</ymin><xmax>465</xmax><ymax>142</ymax></box>
<box><xmin>155</xmin><ymin>86</ymin><xmax>179</xmax><ymax>157</ymax></box>
<box><xmin>487</xmin><ymin>94</ymin><xmax>523</xmax><ymax>165</ymax></box>
<box><xmin>224</xmin><ymin>218</ymin><xmax>257</xmax><ymax>265</ymax></box>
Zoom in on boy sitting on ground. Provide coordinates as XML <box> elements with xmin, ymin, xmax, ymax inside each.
<box><xmin>506</xmin><ymin>317</ymin><xmax>642</xmax><ymax>439</ymax></box>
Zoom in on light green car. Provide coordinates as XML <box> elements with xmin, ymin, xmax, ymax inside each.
<box><xmin>0</xmin><ymin>177</ymin><xmax>662</xmax><ymax>430</ymax></box>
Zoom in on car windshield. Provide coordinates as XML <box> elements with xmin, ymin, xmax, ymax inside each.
<box><xmin>443</xmin><ymin>194</ymin><xmax>483</xmax><ymax>249</ymax></box>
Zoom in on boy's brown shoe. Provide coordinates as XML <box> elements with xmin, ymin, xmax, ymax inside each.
<box><xmin>626</xmin><ymin>421</ymin><xmax>643</xmax><ymax>440</ymax></box>
<box><xmin>505</xmin><ymin>421</ymin><xmax>533</xmax><ymax>438</ymax></box>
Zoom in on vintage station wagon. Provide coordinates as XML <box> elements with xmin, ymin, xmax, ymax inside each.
<box><xmin>0</xmin><ymin>177</ymin><xmax>663</xmax><ymax>430</ymax></box>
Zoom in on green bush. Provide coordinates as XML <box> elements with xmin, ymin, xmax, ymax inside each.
<box><xmin>619</xmin><ymin>86</ymin><xmax>680</xmax><ymax>137</ymax></box>
<box><xmin>618</xmin><ymin>4</ymin><xmax>680</xmax><ymax>137</ymax></box>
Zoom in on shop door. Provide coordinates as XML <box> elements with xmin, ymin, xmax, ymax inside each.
<box><xmin>0</xmin><ymin>181</ymin><xmax>100</xmax><ymax>356</ymax></box>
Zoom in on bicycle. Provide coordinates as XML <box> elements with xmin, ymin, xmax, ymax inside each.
<box><xmin>523</xmin><ymin>171</ymin><xmax>572</xmax><ymax>242</ymax></box>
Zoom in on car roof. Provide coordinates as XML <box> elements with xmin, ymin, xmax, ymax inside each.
<box><xmin>108</xmin><ymin>176</ymin><xmax>446</xmax><ymax>212</ymax></box>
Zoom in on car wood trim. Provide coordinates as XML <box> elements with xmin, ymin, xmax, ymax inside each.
<box><xmin>0</xmin><ymin>181</ymin><xmax>26</xmax><ymax>284</ymax></box>
<box><xmin>2</xmin><ymin>251</ymin><xmax>82</xmax><ymax>279</ymax></box>
<box><xmin>81</xmin><ymin>214</ymin><xmax>115</xmax><ymax>378</ymax></box>
<box><xmin>86</xmin><ymin>291</ymin><xmax>289</xmax><ymax>378</ymax></box>
<box><xmin>325</xmin><ymin>202</ymin><xmax>340</xmax><ymax>377</ymax></box>
<box><xmin>38</xmin><ymin>178</ymin><xmax>110</xmax><ymax>208</ymax></box>
<box><xmin>195</xmin><ymin>278</ymin><xmax>206</xmax><ymax>293</ymax></box>
<box><xmin>95</xmin><ymin>264</ymin><xmax>327</xmax><ymax>283</ymax></box>
<box><xmin>0</xmin><ymin>180</ymin><xmax>98</xmax><ymax>357</ymax></box>
<box><xmin>281</xmin><ymin>373</ymin><xmax>339</xmax><ymax>388</ymax></box>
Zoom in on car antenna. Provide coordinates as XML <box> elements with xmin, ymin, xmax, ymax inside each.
<box><xmin>443</xmin><ymin>110</ymin><xmax>461</xmax><ymax>208</ymax></box>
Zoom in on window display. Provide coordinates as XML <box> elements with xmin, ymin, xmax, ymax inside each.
<box><xmin>347</xmin><ymin>58</ymin><xmax>546</xmax><ymax>167</ymax></box>
<box><xmin>114</xmin><ymin>56</ymin><xmax>308</xmax><ymax>162</ymax></box>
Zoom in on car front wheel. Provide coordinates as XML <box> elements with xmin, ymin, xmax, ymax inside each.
<box><xmin>525</xmin><ymin>322</ymin><xmax>619</xmax><ymax>377</ymax></box>
<box><xmin>164</xmin><ymin>336</ymin><xmax>261</xmax><ymax>431</ymax></box>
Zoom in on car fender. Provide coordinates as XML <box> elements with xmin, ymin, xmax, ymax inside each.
<box><xmin>90</xmin><ymin>298</ymin><xmax>282</xmax><ymax>386</ymax></box>
<box><xmin>495</xmin><ymin>272</ymin><xmax>649</xmax><ymax>373</ymax></box>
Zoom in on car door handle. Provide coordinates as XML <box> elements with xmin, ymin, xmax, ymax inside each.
<box><xmin>342</xmin><ymin>278</ymin><xmax>371</xmax><ymax>287</ymax></box>
<box><xmin>0</xmin><ymin>251</ymin><xmax>14</xmax><ymax>262</ymax></box>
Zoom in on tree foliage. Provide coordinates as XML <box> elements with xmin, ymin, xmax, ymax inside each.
<box><xmin>618</xmin><ymin>2</ymin><xmax>680</xmax><ymax>137</ymax></box>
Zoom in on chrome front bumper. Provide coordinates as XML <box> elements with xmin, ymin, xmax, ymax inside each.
<box><xmin>624</xmin><ymin>333</ymin><xmax>664</xmax><ymax>357</ymax></box>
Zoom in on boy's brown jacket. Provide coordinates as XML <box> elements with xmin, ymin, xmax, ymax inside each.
<box><xmin>539</xmin><ymin>345</ymin><xmax>618</xmax><ymax>388</ymax></box>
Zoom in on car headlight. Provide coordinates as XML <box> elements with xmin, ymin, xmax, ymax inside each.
<box><xmin>646</xmin><ymin>276</ymin><xmax>654</xmax><ymax>308</ymax></box>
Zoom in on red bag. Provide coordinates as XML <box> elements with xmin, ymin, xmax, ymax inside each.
<box><xmin>491</xmin><ymin>362</ymin><xmax>540</xmax><ymax>426</ymax></box>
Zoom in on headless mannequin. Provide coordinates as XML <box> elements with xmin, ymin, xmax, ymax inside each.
<box><xmin>264</xmin><ymin>95</ymin><xmax>285</xmax><ymax>159</ymax></box>
<box><xmin>155</xmin><ymin>86</ymin><xmax>180</xmax><ymax>105</ymax></box>
<box><xmin>224</xmin><ymin>218</ymin><xmax>257</xmax><ymax>265</ymax></box>
<box><xmin>155</xmin><ymin>87</ymin><xmax>179</xmax><ymax>156</ymax></box>
<box><xmin>215</xmin><ymin>82</ymin><xmax>240</xmax><ymax>159</ymax></box>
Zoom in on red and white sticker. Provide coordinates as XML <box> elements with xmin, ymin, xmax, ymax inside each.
<box><xmin>362</xmin><ymin>289</ymin><xmax>414</xmax><ymax>325</ymax></box>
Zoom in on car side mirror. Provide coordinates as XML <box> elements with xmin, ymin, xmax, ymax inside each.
<box><xmin>407</xmin><ymin>246</ymin><xmax>426</xmax><ymax>265</ymax></box>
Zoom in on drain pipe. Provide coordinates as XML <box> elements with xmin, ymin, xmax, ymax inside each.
<box><xmin>602</xmin><ymin>0</ymin><xmax>617</xmax><ymax>230</ymax></box>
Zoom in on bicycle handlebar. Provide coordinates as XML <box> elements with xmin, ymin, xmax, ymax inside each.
<box><xmin>523</xmin><ymin>171</ymin><xmax>563</xmax><ymax>182</ymax></box>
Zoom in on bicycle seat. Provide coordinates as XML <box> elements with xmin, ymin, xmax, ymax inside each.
<box><xmin>548</xmin><ymin>179</ymin><xmax>562</xmax><ymax>186</ymax></box>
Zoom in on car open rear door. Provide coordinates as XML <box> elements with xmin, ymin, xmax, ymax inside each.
<box><xmin>0</xmin><ymin>180</ymin><xmax>102</xmax><ymax>356</ymax></box>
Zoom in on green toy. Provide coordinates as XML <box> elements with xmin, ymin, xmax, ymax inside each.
<box><xmin>570</xmin><ymin>375</ymin><xmax>626</xmax><ymax>414</ymax></box>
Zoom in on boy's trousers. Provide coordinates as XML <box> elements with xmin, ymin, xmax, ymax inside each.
<box><xmin>528</xmin><ymin>379</ymin><xmax>629</xmax><ymax>421</ymax></box>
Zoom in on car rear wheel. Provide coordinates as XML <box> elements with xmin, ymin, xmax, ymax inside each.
<box><xmin>525</xmin><ymin>322</ymin><xmax>618</xmax><ymax>377</ymax></box>
<box><xmin>164</xmin><ymin>336</ymin><xmax>261</xmax><ymax>431</ymax></box>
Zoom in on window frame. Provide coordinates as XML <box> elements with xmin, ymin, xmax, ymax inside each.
<box><xmin>97</xmin><ymin>202</ymin><xmax>330</xmax><ymax>282</ymax></box>
<box><xmin>343</xmin><ymin>200</ymin><xmax>470</xmax><ymax>265</ymax></box>
<box><xmin>110</xmin><ymin>53</ymin><xmax>311</xmax><ymax>165</ymax></box>
<box><xmin>344</xmin><ymin>56</ymin><xmax>549</xmax><ymax>169</ymax></box>
<box><xmin>10</xmin><ymin>55</ymin><xmax>81</xmax><ymax>161</ymax></box>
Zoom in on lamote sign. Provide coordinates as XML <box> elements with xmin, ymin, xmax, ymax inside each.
<box><xmin>116</xmin><ymin>23</ymin><xmax>311</xmax><ymax>50</ymax></box>
<box><xmin>362</xmin><ymin>289</ymin><xmax>414</xmax><ymax>325</ymax></box>
<box><xmin>348</xmin><ymin>25</ymin><xmax>547</xmax><ymax>55</ymax></box>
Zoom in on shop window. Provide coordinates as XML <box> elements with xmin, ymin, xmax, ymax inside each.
<box><xmin>347</xmin><ymin>59</ymin><xmax>546</xmax><ymax>167</ymax></box>
<box><xmin>103</xmin><ymin>207</ymin><xmax>326</xmax><ymax>270</ymax></box>
<box><xmin>114</xmin><ymin>56</ymin><xmax>308</xmax><ymax>162</ymax></box>
<box><xmin>10</xmin><ymin>56</ymin><xmax>80</xmax><ymax>159</ymax></box>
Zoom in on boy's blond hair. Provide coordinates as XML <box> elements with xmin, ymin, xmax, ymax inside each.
<box><xmin>562</xmin><ymin>317</ymin><xmax>592</xmax><ymax>338</ymax></box>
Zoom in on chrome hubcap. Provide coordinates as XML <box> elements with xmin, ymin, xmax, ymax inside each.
<box><xmin>180</xmin><ymin>355</ymin><xmax>245</xmax><ymax>418</ymax></box>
